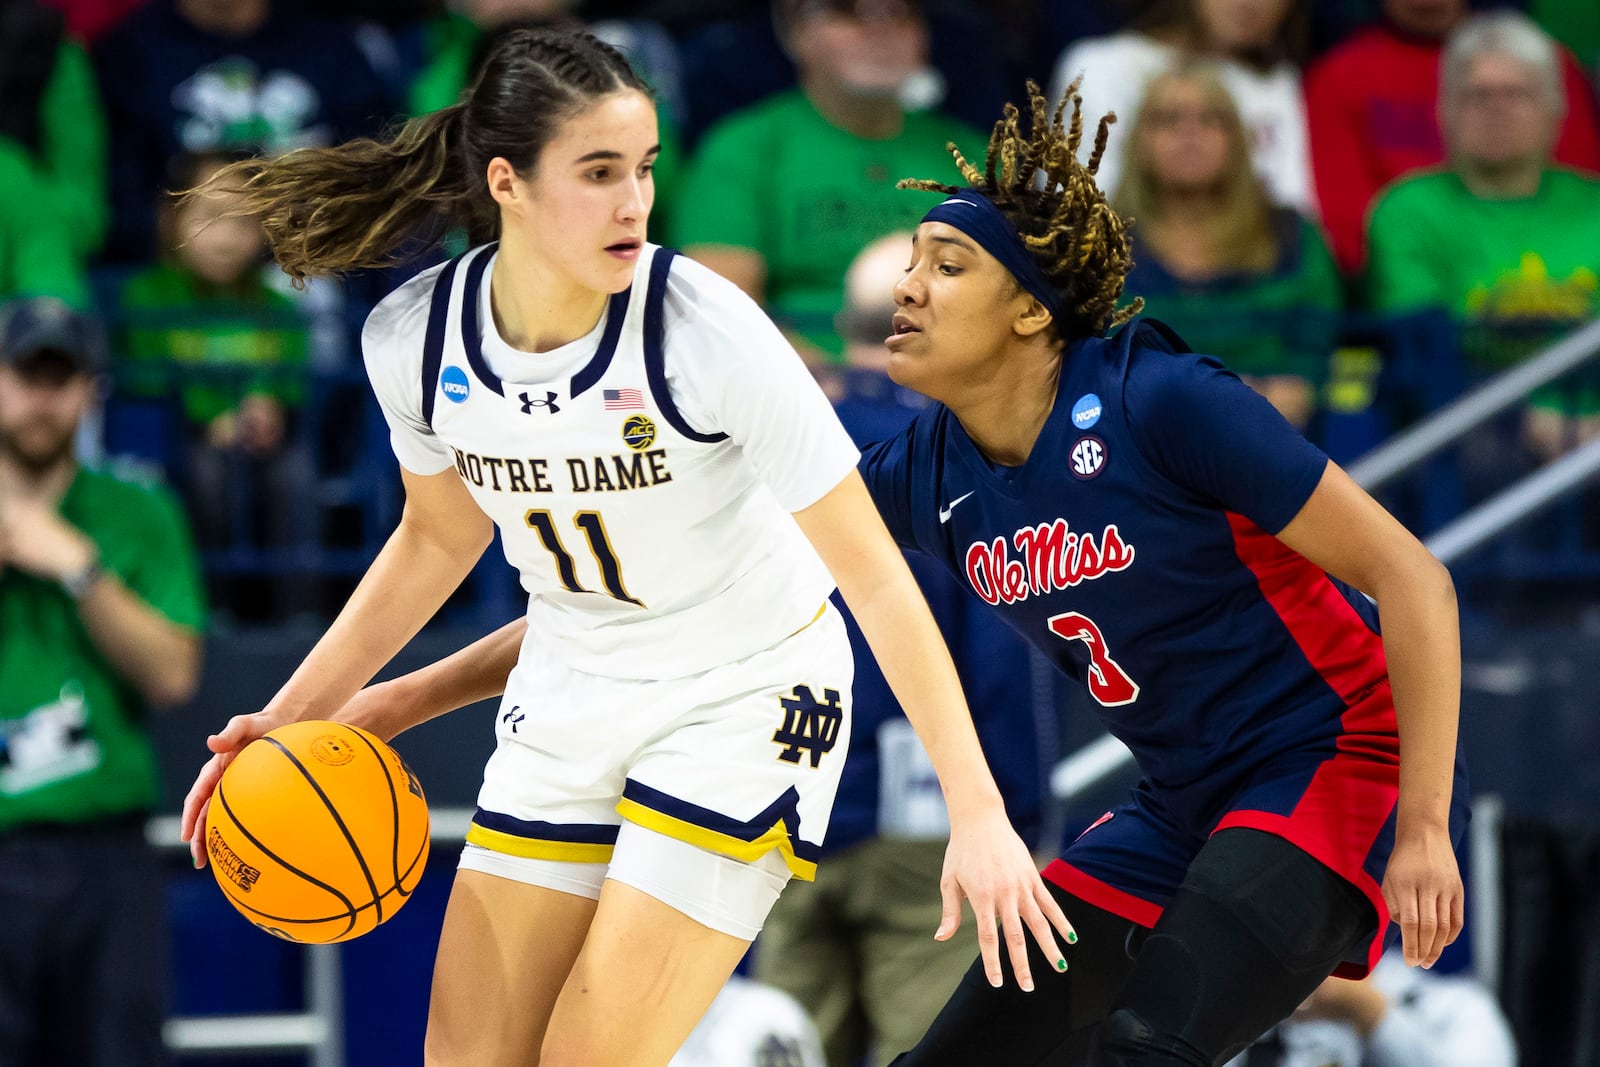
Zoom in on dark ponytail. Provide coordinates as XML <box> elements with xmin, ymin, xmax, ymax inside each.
<box><xmin>186</xmin><ymin>28</ymin><xmax>649</xmax><ymax>282</ymax></box>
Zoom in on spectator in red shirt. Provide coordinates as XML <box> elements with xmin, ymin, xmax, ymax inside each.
<box><xmin>1304</xmin><ymin>0</ymin><xmax>1600</xmax><ymax>274</ymax></box>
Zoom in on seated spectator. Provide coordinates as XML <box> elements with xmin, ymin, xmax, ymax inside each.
<box><xmin>676</xmin><ymin>0</ymin><xmax>980</xmax><ymax>363</ymax></box>
<box><xmin>116</xmin><ymin>151</ymin><xmax>315</xmax><ymax>616</ymax></box>
<box><xmin>758</xmin><ymin>233</ymin><xmax>1064</xmax><ymax>1067</ymax></box>
<box><xmin>1305</xmin><ymin>0</ymin><xmax>1600</xmax><ymax>274</ymax></box>
<box><xmin>1050</xmin><ymin>0</ymin><xmax>1315</xmax><ymax>216</ymax></box>
<box><xmin>1116</xmin><ymin>65</ymin><xmax>1340</xmax><ymax>432</ymax></box>
<box><xmin>1224</xmin><ymin>947</ymin><xmax>1518</xmax><ymax>1066</ymax></box>
<box><xmin>93</xmin><ymin>0</ymin><xmax>393</xmax><ymax>262</ymax></box>
<box><xmin>675</xmin><ymin>0</ymin><xmax>1009</xmax><ymax>149</ymax></box>
<box><xmin>0</xmin><ymin>0</ymin><xmax>110</xmax><ymax>259</ymax></box>
<box><xmin>0</xmin><ymin>139</ymin><xmax>87</xmax><ymax>306</ymax></box>
<box><xmin>1366</xmin><ymin>11</ymin><xmax>1600</xmax><ymax>463</ymax></box>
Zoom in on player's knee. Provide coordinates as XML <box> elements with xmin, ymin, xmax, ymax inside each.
<box><xmin>1088</xmin><ymin>1007</ymin><xmax>1209</xmax><ymax>1067</ymax></box>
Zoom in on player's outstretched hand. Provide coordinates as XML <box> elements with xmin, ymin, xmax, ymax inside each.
<box><xmin>1381</xmin><ymin>825</ymin><xmax>1464</xmax><ymax>968</ymax></box>
<box><xmin>938</xmin><ymin>805</ymin><xmax>1077</xmax><ymax>991</ymax></box>
<box><xmin>180</xmin><ymin>710</ymin><xmax>286</xmax><ymax>869</ymax></box>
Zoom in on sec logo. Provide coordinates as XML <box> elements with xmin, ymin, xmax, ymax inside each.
<box><xmin>1070</xmin><ymin>435</ymin><xmax>1107</xmax><ymax>479</ymax></box>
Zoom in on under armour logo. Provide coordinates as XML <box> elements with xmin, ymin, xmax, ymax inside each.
<box><xmin>520</xmin><ymin>391</ymin><xmax>560</xmax><ymax>414</ymax></box>
<box><xmin>501</xmin><ymin>705</ymin><xmax>525</xmax><ymax>733</ymax></box>
<box><xmin>772</xmin><ymin>685</ymin><xmax>843</xmax><ymax>768</ymax></box>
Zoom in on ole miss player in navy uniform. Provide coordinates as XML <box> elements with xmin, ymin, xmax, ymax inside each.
<box><xmin>869</xmin><ymin>82</ymin><xmax>1468</xmax><ymax>1066</ymax></box>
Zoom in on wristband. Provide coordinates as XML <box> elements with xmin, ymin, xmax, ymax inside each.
<box><xmin>62</xmin><ymin>559</ymin><xmax>107</xmax><ymax>600</ymax></box>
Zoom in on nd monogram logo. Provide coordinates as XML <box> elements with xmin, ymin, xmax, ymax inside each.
<box><xmin>771</xmin><ymin>685</ymin><xmax>843</xmax><ymax>768</ymax></box>
<box><xmin>520</xmin><ymin>391</ymin><xmax>560</xmax><ymax>414</ymax></box>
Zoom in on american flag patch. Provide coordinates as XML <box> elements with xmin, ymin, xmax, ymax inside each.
<box><xmin>604</xmin><ymin>388</ymin><xmax>645</xmax><ymax>410</ymax></box>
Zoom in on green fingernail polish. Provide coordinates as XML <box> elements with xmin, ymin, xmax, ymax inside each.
<box><xmin>1056</xmin><ymin>958</ymin><xmax>1068</xmax><ymax>971</ymax></box>
<box><xmin>1067</xmin><ymin>931</ymin><xmax>1078</xmax><ymax>944</ymax></box>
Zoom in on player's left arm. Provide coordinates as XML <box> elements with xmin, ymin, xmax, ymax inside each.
<box><xmin>1274</xmin><ymin>460</ymin><xmax>1464</xmax><ymax>969</ymax></box>
<box><xmin>794</xmin><ymin>469</ymin><xmax>1077</xmax><ymax>993</ymax></box>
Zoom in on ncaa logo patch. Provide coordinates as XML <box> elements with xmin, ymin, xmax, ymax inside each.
<box><xmin>1070</xmin><ymin>435</ymin><xmax>1107</xmax><ymax>479</ymax></box>
<box><xmin>622</xmin><ymin>414</ymin><xmax>657</xmax><ymax>451</ymax></box>
<box><xmin>440</xmin><ymin>365</ymin><xmax>470</xmax><ymax>404</ymax></box>
<box><xmin>1071</xmin><ymin>393</ymin><xmax>1103</xmax><ymax>430</ymax></box>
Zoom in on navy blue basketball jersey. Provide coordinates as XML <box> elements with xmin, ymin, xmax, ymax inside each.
<box><xmin>860</xmin><ymin>319</ymin><xmax>1389</xmax><ymax>821</ymax></box>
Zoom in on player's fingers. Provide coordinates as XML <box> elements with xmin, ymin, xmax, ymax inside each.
<box><xmin>936</xmin><ymin>874</ymin><xmax>964</xmax><ymax>942</ymax></box>
<box><xmin>1392</xmin><ymin>889</ymin><xmax>1421</xmax><ymax>966</ymax></box>
<box><xmin>1001</xmin><ymin>901</ymin><xmax>1035</xmax><ymax>992</ymax></box>
<box><xmin>209</xmin><ymin>713</ymin><xmax>262</xmax><ymax>753</ymax></box>
<box><xmin>1446</xmin><ymin>886</ymin><xmax>1466</xmax><ymax>946</ymax></box>
<box><xmin>1020</xmin><ymin>892</ymin><xmax>1067</xmax><ymax>978</ymax></box>
<box><xmin>180</xmin><ymin>754</ymin><xmax>223</xmax><ymax>841</ymax></box>
<box><xmin>189</xmin><ymin>796</ymin><xmax>211</xmax><ymax>869</ymax></box>
<box><xmin>971</xmin><ymin>893</ymin><xmax>1004</xmax><ymax>988</ymax></box>
<box><xmin>1424</xmin><ymin>889</ymin><xmax>1455</xmax><ymax>967</ymax></box>
<box><xmin>1414</xmin><ymin>895</ymin><xmax>1440</xmax><ymax>968</ymax></box>
<box><xmin>1036</xmin><ymin>879</ymin><xmax>1079</xmax><ymax>950</ymax></box>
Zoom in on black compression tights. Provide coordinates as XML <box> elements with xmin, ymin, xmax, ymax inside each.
<box><xmin>889</xmin><ymin>828</ymin><xmax>1376</xmax><ymax>1067</ymax></box>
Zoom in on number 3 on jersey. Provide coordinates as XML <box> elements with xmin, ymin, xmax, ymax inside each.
<box><xmin>1047</xmin><ymin>611</ymin><xmax>1139</xmax><ymax>706</ymax></box>
<box><xmin>524</xmin><ymin>509</ymin><xmax>643</xmax><ymax>606</ymax></box>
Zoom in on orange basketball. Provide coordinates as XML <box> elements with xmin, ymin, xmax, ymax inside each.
<box><xmin>205</xmin><ymin>720</ymin><xmax>430</xmax><ymax>943</ymax></box>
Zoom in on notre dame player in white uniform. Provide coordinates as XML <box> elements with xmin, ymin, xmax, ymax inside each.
<box><xmin>363</xmin><ymin>239</ymin><xmax>859</xmax><ymax>919</ymax></box>
<box><xmin>179</xmin><ymin>28</ymin><xmax>1073</xmax><ymax>1067</ymax></box>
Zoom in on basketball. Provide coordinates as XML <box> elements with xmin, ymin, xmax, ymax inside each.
<box><xmin>205</xmin><ymin>720</ymin><xmax>430</xmax><ymax>944</ymax></box>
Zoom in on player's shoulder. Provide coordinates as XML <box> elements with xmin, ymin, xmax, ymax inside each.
<box><xmin>361</xmin><ymin>256</ymin><xmax>461</xmax><ymax>367</ymax></box>
<box><xmin>659</xmin><ymin>247</ymin><xmax>778</xmax><ymax>338</ymax></box>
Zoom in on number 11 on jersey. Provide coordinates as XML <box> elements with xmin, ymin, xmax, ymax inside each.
<box><xmin>524</xmin><ymin>509</ymin><xmax>644</xmax><ymax>606</ymax></box>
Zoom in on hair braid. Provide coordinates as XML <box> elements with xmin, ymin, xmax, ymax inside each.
<box><xmin>899</xmin><ymin>78</ymin><xmax>1142</xmax><ymax>342</ymax></box>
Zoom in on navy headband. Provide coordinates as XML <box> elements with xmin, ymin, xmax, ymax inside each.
<box><xmin>920</xmin><ymin>190</ymin><xmax>1061</xmax><ymax>320</ymax></box>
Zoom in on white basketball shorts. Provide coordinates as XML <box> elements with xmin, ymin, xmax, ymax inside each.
<box><xmin>459</xmin><ymin>603</ymin><xmax>853</xmax><ymax>937</ymax></box>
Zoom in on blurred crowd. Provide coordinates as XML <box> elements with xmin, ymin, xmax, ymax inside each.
<box><xmin>1</xmin><ymin>0</ymin><xmax>1597</xmax><ymax>620</ymax></box>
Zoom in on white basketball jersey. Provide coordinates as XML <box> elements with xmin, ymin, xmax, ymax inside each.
<box><xmin>362</xmin><ymin>244</ymin><xmax>859</xmax><ymax>680</ymax></box>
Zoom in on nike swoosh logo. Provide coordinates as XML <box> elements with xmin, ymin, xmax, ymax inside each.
<box><xmin>938</xmin><ymin>491</ymin><xmax>976</xmax><ymax>524</ymax></box>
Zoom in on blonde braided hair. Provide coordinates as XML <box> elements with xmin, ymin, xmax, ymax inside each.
<box><xmin>898</xmin><ymin>77</ymin><xmax>1142</xmax><ymax>341</ymax></box>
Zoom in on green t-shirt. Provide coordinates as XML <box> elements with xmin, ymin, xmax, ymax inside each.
<box><xmin>117</xmin><ymin>262</ymin><xmax>311</xmax><ymax>425</ymax></box>
<box><xmin>676</xmin><ymin>90</ymin><xmax>981</xmax><ymax>359</ymax></box>
<box><xmin>0</xmin><ymin>465</ymin><xmax>206</xmax><ymax>831</ymax></box>
<box><xmin>0</xmin><ymin>138</ymin><xmax>88</xmax><ymax>307</ymax></box>
<box><xmin>1125</xmin><ymin>212</ymin><xmax>1343</xmax><ymax>382</ymax></box>
<box><xmin>1366</xmin><ymin>167</ymin><xmax>1600</xmax><ymax>410</ymax></box>
<box><xmin>37</xmin><ymin>40</ymin><xmax>110</xmax><ymax>258</ymax></box>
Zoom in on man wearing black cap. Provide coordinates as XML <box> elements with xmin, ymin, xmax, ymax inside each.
<box><xmin>0</xmin><ymin>296</ymin><xmax>205</xmax><ymax>1066</ymax></box>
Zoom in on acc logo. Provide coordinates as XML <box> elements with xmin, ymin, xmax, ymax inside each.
<box><xmin>622</xmin><ymin>414</ymin><xmax>657</xmax><ymax>451</ymax></box>
<box><xmin>1071</xmin><ymin>393</ymin><xmax>1102</xmax><ymax>430</ymax></box>
<box><xmin>310</xmin><ymin>734</ymin><xmax>356</xmax><ymax>766</ymax></box>
<box><xmin>1070</xmin><ymin>435</ymin><xmax>1107</xmax><ymax>479</ymax></box>
<box><xmin>441</xmin><ymin>365</ymin><xmax>470</xmax><ymax>404</ymax></box>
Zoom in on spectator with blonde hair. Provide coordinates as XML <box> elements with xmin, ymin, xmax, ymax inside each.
<box><xmin>1050</xmin><ymin>0</ymin><xmax>1315</xmax><ymax>215</ymax></box>
<box><xmin>1116</xmin><ymin>64</ymin><xmax>1340</xmax><ymax>432</ymax></box>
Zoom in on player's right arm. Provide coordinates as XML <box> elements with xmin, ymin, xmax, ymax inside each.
<box><xmin>181</xmin><ymin>465</ymin><xmax>493</xmax><ymax>866</ymax></box>
<box><xmin>338</xmin><ymin>617</ymin><xmax>527</xmax><ymax>739</ymax></box>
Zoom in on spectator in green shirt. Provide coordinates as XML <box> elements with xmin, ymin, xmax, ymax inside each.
<box><xmin>0</xmin><ymin>0</ymin><xmax>110</xmax><ymax>258</ymax></box>
<box><xmin>1115</xmin><ymin>64</ymin><xmax>1342</xmax><ymax>433</ymax></box>
<box><xmin>1366</xmin><ymin>10</ymin><xmax>1600</xmax><ymax>462</ymax></box>
<box><xmin>117</xmin><ymin>151</ymin><xmax>316</xmax><ymax>613</ymax></box>
<box><xmin>675</xmin><ymin>0</ymin><xmax>979</xmax><ymax>364</ymax></box>
<box><xmin>0</xmin><ymin>138</ymin><xmax>88</xmax><ymax>307</ymax></box>
<box><xmin>0</xmin><ymin>295</ymin><xmax>205</xmax><ymax>1067</ymax></box>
